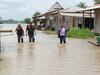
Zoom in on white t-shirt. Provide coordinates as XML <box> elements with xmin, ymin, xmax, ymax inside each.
<box><xmin>60</xmin><ymin>27</ymin><xmax>66</xmax><ymax>36</ymax></box>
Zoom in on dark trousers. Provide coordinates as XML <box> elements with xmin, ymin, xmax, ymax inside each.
<box><xmin>17</xmin><ymin>35</ymin><xmax>23</xmax><ymax>43</ymax></box>
<box><xmin>59</xmin><ymin>36</ymin><xmax>66</xmax><ymax>44</ymax></box>
<box><xmin>28</xmin><ymin>34</ymin><xmax>35</xmax><ymax>42</ymax></box>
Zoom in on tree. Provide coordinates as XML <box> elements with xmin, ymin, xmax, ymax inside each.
<box><xmin>33</xmin><ymin>12</ymin><xmax>41</xmax><ymax>18</ymax></box>
<box><xmin>24</xmin><ymin>18</ymin><xmax>31</xmax><ymax>24</ymax></box>
<box><xmin>77</xmin><ymin>2</ymin><xmax>87</xmax><ymax>8</ymax></box>
<box><xmin>0</xmin><ymin>16</ymin><xmax>2</xmax><ymax>24</ymax></box>
<box><xmin>94</xmin><ymin>0</ymin><xmax>100</xmax><ymax>4</ymax></box>
<box><xmin>33</xmin><ymin>12</ymin><xmax>41</xmax><ymax>26</ymax></box>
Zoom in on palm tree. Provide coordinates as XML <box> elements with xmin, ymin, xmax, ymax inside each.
<box><xmin>94</xmin><ymin>0</ymin><xmax>100</xmax><ymax>4</ymax></box>
<box><xmin>33</xmin><ymin>12</ymin><xmax>41</xmax><ymax>27</ymax></box>
<box><xmin>77</xmin><ymin>2</ymin><xmax>87</xmax><ymax>8</ymax></box>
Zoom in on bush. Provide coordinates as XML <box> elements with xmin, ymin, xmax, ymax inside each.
<box><xmin>67</xmin><ymin>28</ymin><xmax>94</xmax><ymax>39</ymax></box>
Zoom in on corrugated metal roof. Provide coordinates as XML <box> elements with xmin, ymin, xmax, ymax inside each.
<box><xmin>60</xmin><ymin>7</ymin><xmax>84</xmax><ymax>13</ymax></box>
<box><xmin>48</xmin><ymin>2</ymin><xmax>63</xmax><ymax>12</ymax></box>
<box><xmin>60</xmin><ymin>13</ymin><xmax>94</xmax><ymax>18</ymax></box>
<box><xmin>83</xmin><ymin>4</ymin><xmax>100</xmax><ymax>11</ymax></box>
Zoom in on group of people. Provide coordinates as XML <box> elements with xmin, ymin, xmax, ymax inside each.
<box><xmin>15</xmin><ymin>22</ymin><xmax>35</xmax><ymax>43</ymax></box>
<box><xmin>15</xmin><ymin>22</ymin><xmax>68</xmax><ymax>44</ymax></box>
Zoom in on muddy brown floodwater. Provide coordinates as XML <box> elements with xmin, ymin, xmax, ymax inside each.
<box><xmin>0</xmin><ymin>31</ymin><xmax>100</xmax><ymax>75</ymax></box>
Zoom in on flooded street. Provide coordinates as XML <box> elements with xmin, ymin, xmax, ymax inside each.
<box><xmin>0</xmin><ymin>31</ymin><xmax>100</xmax><ymax>75</ymax></box>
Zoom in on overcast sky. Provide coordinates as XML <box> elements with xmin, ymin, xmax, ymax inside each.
<box><xmin>0</xmin><ymin>0</ymin><xmax>94</xmax><ymax>20</ymax></box>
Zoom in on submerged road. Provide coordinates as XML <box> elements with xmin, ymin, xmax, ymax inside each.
<box><xmin>0</xmin><ymin>31</ymin><xmax>100</xmax><ymax>75</ymax></box>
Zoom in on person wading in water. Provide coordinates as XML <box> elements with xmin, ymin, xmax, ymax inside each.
<box><xmin>15</xmin><ymin>24</ymin><xmax>24</xmax><ymax>43</ymax></box>
<box><xmin>26</xmin><ymin>22</ymin><xmax>35</xmax><ymax>42</ymax></box>
<box><xmin>58</xmin><ymin>25</ymin><xmax>67</xmax><ymax>44</ymax></box>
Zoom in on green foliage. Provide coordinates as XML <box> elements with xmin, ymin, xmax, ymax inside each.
<box><xmin>24</xmin><ymin>18</ymin><xmax>31</xmax><ymax>24</ymax></box>
<box><xmin>33</xmin><ymin>12</ymin><xmax>41</xmax><ymax>17</ymax></box>
<box><xmin>97</xmin><ymin>36</ymin><xmax>100</xmax><ymax>38</ymax></box>
<box><xmin>94</xmin><ymin>0</ymin><xmax>100</xmax><ymax>4</ymax></box>
<box><xmin>33</xmin><ymin>12</ymin><xmax>41</xmax><ymax>25</ymax></box>
<box><xmin>0</xmin><ymin>21</ymin><xmax>2</xmax><ymax>24</ymax></box>
<box><xmin>2</xmin><ymin>19</ymin><xmax>25</xmax><ymax>24</ymax></box>
<box><xmin>0</xmin><ymin>16</ymin><xmax>2</xmax><ymax>24</ymax></box>
<box><xmin>77</xmin><ymin>2</ymin><xmax>87</xmax><ymax>8</ymax></box>
<box><xmin>67</xmin><ymin>28</ymin><xmax>94</xmax><ymax>39</ymax></box>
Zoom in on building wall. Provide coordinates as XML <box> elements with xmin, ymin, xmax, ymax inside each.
<box><xmin>95</xmin><ymin>9</ymin><xmax>100</xmax><ymax>34</ymax></box>
<box><xmin>62</xmin><ymin>16</ymin><xmax>79</xmax><ymax>28</ymax></box>
<box><xmin>45</xmin><ymin>14</ymin><xmax>81</xmax><ymax>30</ymax></box>
<box><xmin>52</xmin><ymin>15</ymin><xmax>58</xmax><ymax>29</ymax></box>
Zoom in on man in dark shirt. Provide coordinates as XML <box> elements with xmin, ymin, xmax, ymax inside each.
<box><xmin>15</xmin><ymin>24</ymin><xmax>24</xmax><ymax>43</ymax></box>
<box><xmin>26</xmin><ymin>22</ymin><xmax>35</xmax><ymax>42</ymax></box>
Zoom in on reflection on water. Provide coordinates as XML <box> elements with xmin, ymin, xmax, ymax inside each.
<box><xmin>16</xmin><ymin>43</ymin><xmax>24</xmax><ymax>57</ymax></box>
<box><xmin>0</xmin><ymin>58</ymin><xmax>2</xmax><ymax>62</ymax></box>
<box><xmin>28</xmin><ymin>43</ymin><xmax>35</xmax><ymax>50</ymax></box>
<box><xmin>17</xmin><ymin>43</ymin><xmax>24</xmax><ymax>49</ymax></box>
<box><xmin>57</xmin><ymin>44</ymin><xmax>66</xmax><ymax>57</ymax></box>
<box><xmin>27</xmin><ymin>43</ymin><xmax>35</xmax><ymax>58</ymax></box>
<box><xmin>16</xmin><ymin>43</ymin><xmax>35</xmax><ymax>60</ymax></box>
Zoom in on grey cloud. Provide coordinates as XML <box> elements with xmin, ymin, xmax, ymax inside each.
<box><xmin>0</xmin><ymin>0</ymin><xmax>27</xmax><ymax>9</ymax></box>
<box><xmin>0</xmin><ymin>0</ymin><xmax>94</xmax><ymax>20</ymax></box>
